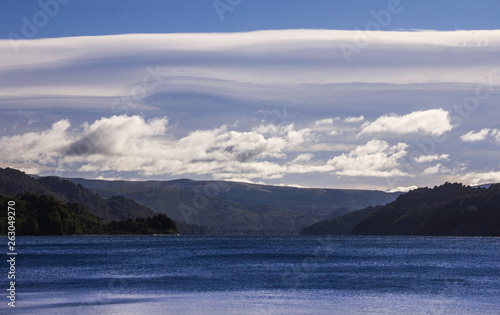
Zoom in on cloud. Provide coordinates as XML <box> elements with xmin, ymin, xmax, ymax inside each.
<box><xmin>359</xmin><ymin>109</ymin><xmax>453</xmax><ymax>136</ymax></box>
<box><xmin>290</xmin><ymin>153</ymin><xmax>314</xmax><ymax>164</ymax></box>
<box><xmin>65</xmin><ymin>115</ymin><xmax>168</xmax><ymax>157</ymax></box>
<box><xmin>386</xmin><ymin>185</ymin><xmax>418</xmax><ymax>193</ymax></box>
<box><xmin>460</xmin><ymin>128</ymin><xmax>491</xmax><ymax>142</ymax></box>
<box><xmin>314</xmin><ymin>118</ymin><xmax>338</xmax><ymax>126</ymax></box>
<box><xmin>344</xmin><ymin>115</ymin><xmax>364</xmax><ymax>123</ymax></box>
<box><xmin>1</xmin><ymin>30</ymin><xmax>500</xmax><ymax>113</ymax></box>
<box><xmin>328</xmin><ymin>130</ymin><xmax>344</xmax><ymax>136</ymax></box>
<box><xmin>0</xmin><ymin>120</ymin><xmax>73</xmax><ymax>164</ymax></box>
<box><xmin>326</xmin><ymin>139</ymin><xmax>409</xmax><ymax>177</ymax></box>
<box><xmin>0</xmin><ymin>115</ymin><xmax>416</xmax><ymax>181</ymax></box>
<box><xmin>414</xmin><ymin>154</ymin><xmax>450</xmax><ymax>163</ymax></box>
<box><xmin>0</xmin><ymin>115</ymin><xmax>315</xmax><ymax>180</ymax></box>
<box><xmin>462</xmin><ymin>171</ymin><xmax>500</xmax><ymax>186</ymax></box>
<box><xmin>423</xmin><ymin>163</ymin><xmax>444</xmax><ymax>175</ymax></box>
<box><xmin>493</xmin><ymin>129</ymin><xmax>500</xmax><ymax>144</ymax></box>
<box><xmin>1</xmin><ymin>30</ymin><xmax>500</xmax><ymax>189</ymax></box>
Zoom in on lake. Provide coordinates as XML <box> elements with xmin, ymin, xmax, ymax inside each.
<box><xmin>3</xmin><ymin>236</ymin><xmax>500</xmax><ymax>314</ymax></box>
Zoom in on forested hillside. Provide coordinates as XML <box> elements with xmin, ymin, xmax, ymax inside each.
<box><xmin>0</xmin><ymin>193</ymin><xmax>177</xmax><ymax>235</ymax></box>
<box><xmin>0</xmin><ymin>168</ymin><xmax>156</xmax><ymax>222</ymax></box>
<box><xmin>352</xmin><ymin>183</ymin><xmax>500</xmax><ymax>236</ymax></box>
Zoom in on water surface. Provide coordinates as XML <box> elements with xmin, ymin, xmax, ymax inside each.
<box><xmin>3</xmin><ymin>236</ymin><xmax>499</xmax><ymax>314</ymax></box>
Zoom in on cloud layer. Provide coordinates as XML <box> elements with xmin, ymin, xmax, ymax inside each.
<box><xmin>1</xmin><ymin>30</ymin><xmax>500</xmax><ymax>189</ymax></box>
<box><xmin>359</xmin><ymin>109</ymin><xmax>453</xmax><ymax>136</ymax></box>
<box><xmin>0</xmin><ymin>114</ymin><xmax>414</xmax><ymax>181</ymax></box>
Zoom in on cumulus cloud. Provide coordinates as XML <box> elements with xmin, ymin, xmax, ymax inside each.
<box><xmin>0</xmin><ymin>115</ymin><xmax>419</xmax><ymax>182</ymax></box>
<box><xmin>460</xmin><ymin>128</ymin><xmax>491</xmax><ymax>142</ymax></box>
<box><xmin>359</xmin><ymin>109</ymin><xmax>453</xmax><ymax>136</ymax></box>
<box><xmin>0</xmin><ymin>115</ymin><xmax>316</xmax><ymax>180</ymax></box>
<box><xmin>326</xmin><ymin>139</ymin><xmax>409</xmax><ymax>177</ymax></box>
<box><xmin>414</xmin><ymin>154</ymin><xmax>450</xmax><ymax>163</ymax></box>
<box><xmin>492</xmin><ymin>129</ymin><xmax>500</xmax><ymax>144</ymax></box>
<box><xmin>344</xmin><ymin>115</ymin><xmax>364</xmax><ymax>123</ymax></box>
<box><xmin>0</xmin><ymin>120</ymin><xmax>73</xmax><ymax>164</ymax></box>
<box><xmin>423</xmin><ymin>163</ymin><xmax>444</xmax><ymax>175</ymax></box>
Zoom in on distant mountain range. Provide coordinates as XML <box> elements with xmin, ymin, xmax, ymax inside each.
<box><xmin>0</xmin><ymin>167</ymin><xmax>156</xmax><ymax>222</ymax></box>
<box><xmin>68</xmin><ymin>177</ymin><xmax>400</xmax><ymax>234</ymax></box>
<box><xmin>301</xmin><ymin>183</ymin><xmax>500</xmax><ymax>236</ymax></box>
<box><xmin>2</xmin><ymin>167</ymin><xmax>498</xmax><ymax>236</ymax></box>
<box><xmin>0</xmin><ymin>167</ymin><xmax>400</xmax><ymax>234</ymax></box>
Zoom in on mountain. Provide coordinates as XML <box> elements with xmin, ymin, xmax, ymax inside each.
<box><xmin>69</xmin><ymin>177</ymin><xmax>401</xmax><ymax>234</ymax></box>
<box><xmin>0</xmin><ymin>168</ymin><xmax>156</xmax><ymax>222</ymax></box>
<box><xmin>0</xmin><ymin>167</ymin><xmax>404</xmax><ymax>235</ymax></box>
<box><xmin>0</xmin><ymin>167</ymin><xmax>64</xmax><ymax>200</ymax></box>
<box><xmin>351</xmin><ymin>183</ymin><xmax>500</xmax><ymax>236</ymax></box>
<box><xmin>1</xmin><ymin>192</ymin><xmax>105</xmax><ymax>235</ymax></box>
<box><xmin>71</xmin><ymin>178</ymin><xmax>400</xmax><ymax>213</ymax></box>
<box><xmin>299</xmin><ymin>205</ymin><xmax>383</xmax><ymax>235</ymax></box>
<box><xmin>0</xmin><ymin>193</ymin><xmax>177</xmax><ymax>235</ymax></box>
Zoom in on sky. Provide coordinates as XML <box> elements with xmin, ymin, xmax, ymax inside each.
<box><xmin>0</xmin><ymin>0</ymin><xmax>499</xmax><ymax>191</ymax></box>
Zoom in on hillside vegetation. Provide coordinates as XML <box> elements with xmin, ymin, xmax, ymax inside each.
<box><xmin>301</xmin><ymin>183</ymin><xmax>500</xmax><ymax>236</ymax></box>
<box><xmin>1</xmin><ymin>168</ymin><xmax>156</xmax><ymax>222</ymax></box>
<box><xmin>70</xmin><ymin>177</ymin><xmax>400</xmax><ymax>234</ymax></box>
<box><xmin>0</xmin><ymin>193</ymin><xmax>177</xmax><ymax>235</ymax></box>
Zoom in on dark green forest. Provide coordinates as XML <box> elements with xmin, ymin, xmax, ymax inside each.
<box><xmin>299</xmin><ymin>205</ymin><xmax>382</xmax><ymax>235</ymax></box>
<box><xmin>0</xmin><ymin>167</ymin><xmax>158</xmax><ymax>222</ymax></box>
<box><xmin>352</xmin><ymin>183</ymin><xmax>500</xmax><ymax>236</ymax></box>
<box><xmin>0</xmin><ymin>193</ymin><xmax>177</xmax><ymax>235</ymax></box>
<box><xmin>301</xmin><ymin>183</ymin><xmax>500</xmax><ymax>236</ymax></box>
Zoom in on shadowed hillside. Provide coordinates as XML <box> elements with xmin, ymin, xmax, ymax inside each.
<box><xmin>352</xmin><ymin>183</ymin><xmax>500</xmax><ymax>236</ymax></box>
<box><xmin>69</xmin><ymin>177</ymin><xmax>401</xmax><ymax>234</ymax></box>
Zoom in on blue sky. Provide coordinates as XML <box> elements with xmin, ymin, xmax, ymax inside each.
<box><xmin>2</xmin><ymin>0</ymin><xmax>500</xmax><ymax>38</ymax></box>
<box><xmin>0</xmin><ymin>1</ymin><xmax>499</xmax><ymax>190</ymax></box>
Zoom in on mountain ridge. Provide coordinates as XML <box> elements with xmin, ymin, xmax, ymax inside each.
<box><xmin>68</xmin><ymin>177</ymin><xmax>401</xmax><ymax>234</ymax></box>
<box><xmin>300</xmin><ymin>182</ymin><xmax>500</xmax><ymax>236</ymax></box>
<box><xmin>0</xmin><ymin>167</ymin><xmax>156</xmax><ymax>222</ymax></box>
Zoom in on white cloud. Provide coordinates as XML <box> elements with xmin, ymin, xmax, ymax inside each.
<box><xmin>314</xmin><ymin>118</ymin><xmax>338</xmax><ymax>126</ymax></box>
<box><xmin>414</xmin><ymin>154</ymin><xmax>450</xmax><ymax>163</ymax></box>
<box><xmin>386</xmin><ymin>185</ymin><xmax>418</xmax><ymax>193</ymax></box>
<box><xmin>0</xmin><ymin>120</ymin><xmax>73</xmax><ymax>164</ymax></box>
<box><xmin>0</xmin><ymin>115</ymin><xmax>418</xmax><ymax>181</ymax></box>
<box><xmin>460</xmin><ymin>128</ymin><xmax>491</xmax><ymax>142</ymax></box>
<box><xmin>274</xmin><ymin>183</ymin><xmax>305</xmax><ymax>188</ymax></box>
<box><xmin>359</xmin><ymin>109</ymin><xmax>453</xmax><ymax>136</ymax></box>
<box><xmin>423</xmin><ymin>163</ymin><xmax>443</xmax><ymax>175</ymax></box>
<box><xmin>344</xmin><ymin>115</ymin><xmax>364</xmax><ymax>123</ymax></box>
<box><xmin>492</xmin><ymin>129</ymin><xmax>500</xmax><ymax>144</ymax></box>
<box><xmin>0</xmin><ymin>115</ymin><xmax>315</xmax><ymax>181</ymax></box>
<box><xmin>462</xmin><ymin>171</ymin><xmax>500</xmax><ymax>186</ymax></box>
<box><xmin>290</xmin><ymin>153</ymin><xmax>314</xmax><ymax>164</ymax></box>
<box><xmin>328</xmin><ymin>130</ymin><xmax>344</xmax><ymax>136</ymax></box>
<box><xmin>95</xmin><ymin>175</ymin><xmax>122</xmax><ymax>181</ymax></box>
<box><xmin>1</xmin><ymin>30</ymin><xmax>500</xmax><ymax>189</ymax></box>
<box><xmin>1</xmin><ymin>30</ymin><xmax>500</xmax><ymax>111</ymax></box>
<box><xmin>326</xmin><ymin>139</ymin><xmax>409</xmax><ymax>177</ymax></box>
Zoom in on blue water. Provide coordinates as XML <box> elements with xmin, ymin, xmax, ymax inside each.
<box><xmin>3</xmin><ymin>236</ymin><xmax>500</xmax><ymax>314</ymax></box>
